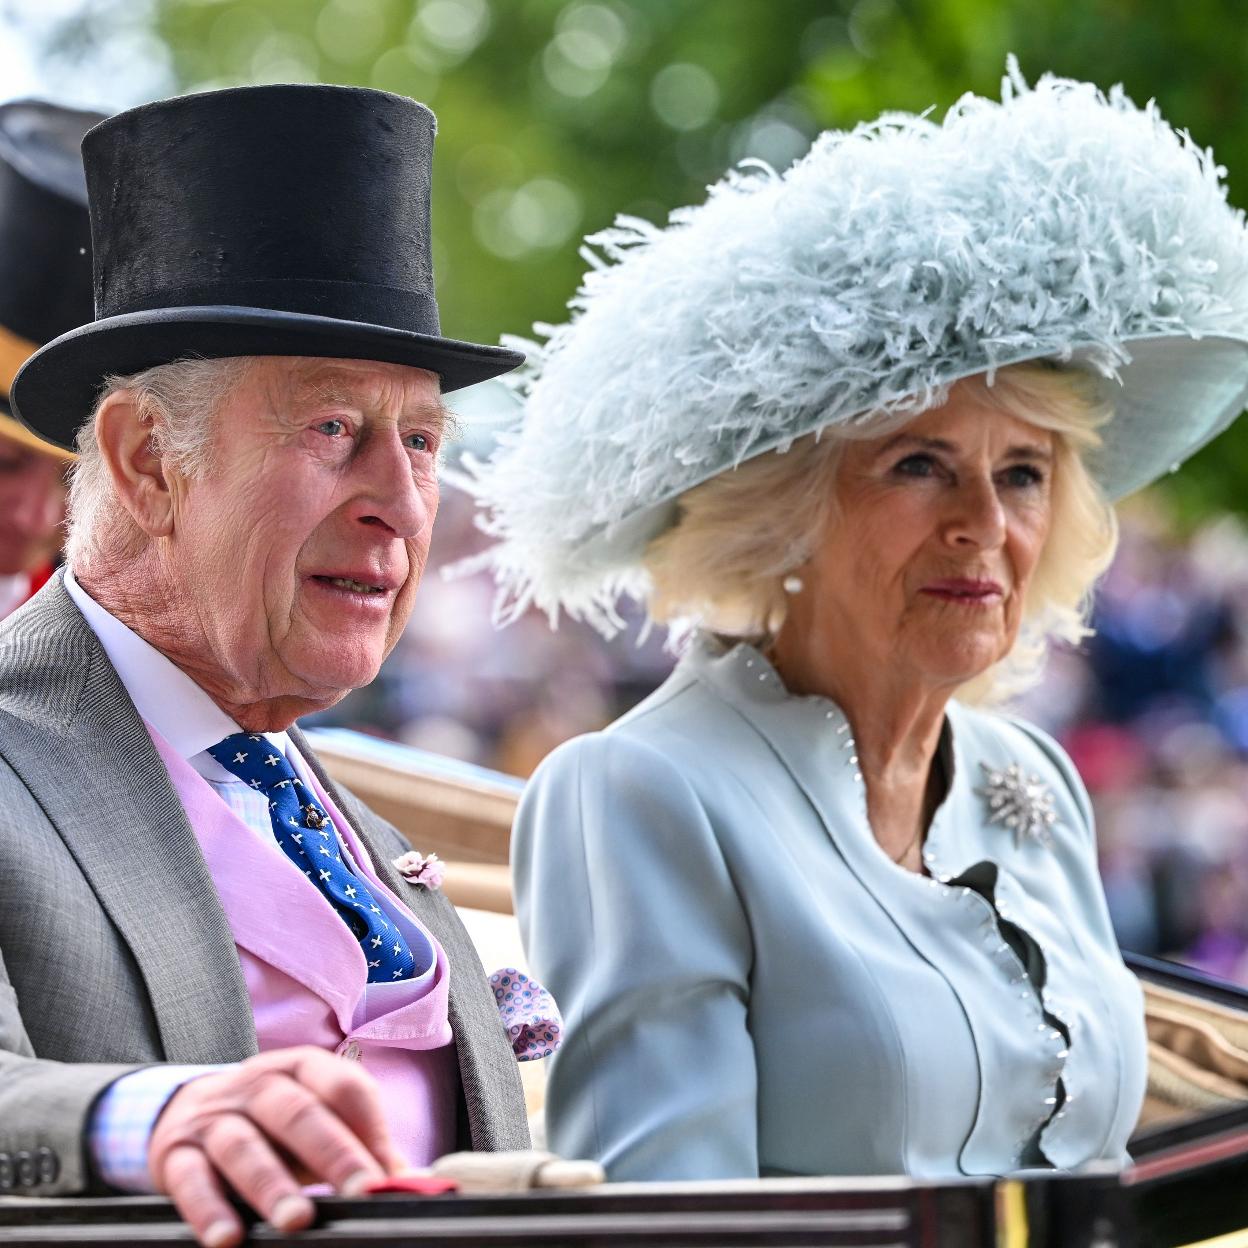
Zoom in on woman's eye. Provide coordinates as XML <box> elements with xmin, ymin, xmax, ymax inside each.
<box><xmin>1000</xmin><ymin>463</ymin><xmax>1045</xmax><ymax>488</ymax></box>
<box><xmin>314</xmin><ymin>418</ymin><xmax>346</xmax><ymax>437</ymax></box>
<box><xmin>893</xmin><ymin>453</ymin><xmax>937</xmax><ymax>478</ymax></box>
<box><xmin>404</xmin><ymin>432</ymin><xmax>430</xmax><ymax>452</ymax></box>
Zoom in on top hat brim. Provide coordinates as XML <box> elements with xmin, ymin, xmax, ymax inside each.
<box><xmin>9</xmin><ymin>305</ymin><xmax>525</xmax><ymax>452</ymax></box>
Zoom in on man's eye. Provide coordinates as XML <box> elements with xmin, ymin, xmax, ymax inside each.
<box><xmin>404</xmin><ymin>432</ymin><xmax>430</xmax><ymax>452</ymax></box>
<box><xmin>315</xmin><ymin>419</ymin><xmax>346</xmax><ymax>437</ymax></box>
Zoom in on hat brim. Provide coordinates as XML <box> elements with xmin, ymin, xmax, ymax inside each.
<box><xmin>9</xmin><ymin>305</ymin><xmax>526</xmax><ymax>452</ymax></box>
<box><xmin>563</xmin><ymin>332</ymin><xmax>1248</xmax><ymax>576</ymax></box>
<box><xmin>0</xmin><ymin>405</ymin><xmax>74</xmax><ymax>460</ymax></box>
<box><xmin>1078</xmin><ymin>334</ymin><xmax>1248</xmax><ymax>499</ymax></box>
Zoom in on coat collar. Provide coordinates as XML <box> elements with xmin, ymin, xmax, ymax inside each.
<box><xmin>683</xmin><ymin>634</ymin><xmax>1032</xmax><ymax>880</ymax></box>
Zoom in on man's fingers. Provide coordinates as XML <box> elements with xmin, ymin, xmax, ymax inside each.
<box><xmin>148</xmin><ymin>1046</ymin><xmax>405</xmax><ymax>1247</ymax></box>
<box><xmin>293</xmin><ymin>1051</ymin><xmax>407</xmax><ymax>1174</ymax></box>
<box><xmin>160</xmin><ymin>1143</ymin><xmax>243</xmax><ymax>1248</ymax></box>
<box><xmin>245</xmin><ymin>1075</ymin><xmax>384</xmax><ymax>1193</ymax></box>
<box><xmin>199</xmin><ymin>1111</ymin><xmax>315</xmax><ymax>1231</ymax></box>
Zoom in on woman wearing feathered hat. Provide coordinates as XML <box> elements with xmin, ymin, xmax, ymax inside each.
<box><xmin>465</xmin><ymin>61</ymin><xmax>1248</xmax><ymax>1180</ymax></box>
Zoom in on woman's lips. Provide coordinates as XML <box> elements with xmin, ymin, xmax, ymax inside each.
<box><xmin>920</xmin><ymin>577</ymin><xmax>1004</xmax><ymax>604</ymax></box>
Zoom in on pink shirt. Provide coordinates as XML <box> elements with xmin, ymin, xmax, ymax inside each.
<box><xmin>151</xmin><ymin>727</ymin><xmax>459</xmax><ymax>1166</ymax></box>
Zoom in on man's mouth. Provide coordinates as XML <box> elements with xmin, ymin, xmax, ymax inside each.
<box><xmin>312</xmin><ymin>575</ymin><xmax>389</xmax><ymax>595</ymax></box>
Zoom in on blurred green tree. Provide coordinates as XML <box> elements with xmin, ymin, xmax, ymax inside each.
<box><xmin>30</xmin><ymin>0</ymin><xmax>1248</xmax><ymax>518</ymax></box>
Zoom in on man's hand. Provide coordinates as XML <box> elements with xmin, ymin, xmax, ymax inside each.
<box><xmin>148</xmin><ymin>1046</ymin><xmax>407</xmax><ymax>1248</ymax></box>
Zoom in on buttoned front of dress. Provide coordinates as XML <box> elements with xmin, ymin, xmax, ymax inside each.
<box><xmin>516</xmin><ymin>634</ymin><xmax>1148</xmax><ymax>1181</ymax></box>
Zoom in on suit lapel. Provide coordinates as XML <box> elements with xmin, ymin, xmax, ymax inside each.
<box><xmin>291</xmin><ymin>727</ymin><xmax>530</xmax><ymax>1151</ymax></box>
<box><xmin>0</xmin><ymin>576</ymin><xmax>257</xmax><ymax>1063</ymax></box>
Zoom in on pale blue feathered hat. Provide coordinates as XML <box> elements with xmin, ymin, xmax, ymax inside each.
<box><xmin>460</xmin><ymin>59</ymin><xmax>1248</xmax><ymax>633</ymax></box>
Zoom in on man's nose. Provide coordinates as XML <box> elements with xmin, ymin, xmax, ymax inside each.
<box><xmin>943</xmin><ymin>474</ymin><xmax>1006</xmax><ymax>549</ymax></box>
<box><xmin>348</xmin><ymin>430</ymin><xmax>433</xmax><ymax>539</ymax></box>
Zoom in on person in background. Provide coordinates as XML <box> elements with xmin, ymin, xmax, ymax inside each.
<box><xmin>0</xmin><ymin>85</ymin><xmax>561</xmax><ymax>1248</ymax></box>
<box><xmin>0</xmin><ymin>99</ymin><xmax>101</xmax><ymax>616</ymax></box>
<box><xmin>464</xmin><ymin>64</ymin><xmax>1248</xmax><ymax>1180</ymax></box>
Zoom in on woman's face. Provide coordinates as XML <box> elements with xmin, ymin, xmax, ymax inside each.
<box><xmin>799</xmin><ymin>389</ymin><xmax>1055</xmax><ymax>692</ymax></box>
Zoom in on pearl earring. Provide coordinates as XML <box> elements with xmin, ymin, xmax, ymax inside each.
<box><xmin>782</xmin><ymin>574</ymin><xmax>804</xmax><ymax>595</ymax></box>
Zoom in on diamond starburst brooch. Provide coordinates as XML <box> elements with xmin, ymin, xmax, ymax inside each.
<box><xmin>975</xmin><ymin>762</ymin><xmax>1058</xmax><ymax>848</ymax></box>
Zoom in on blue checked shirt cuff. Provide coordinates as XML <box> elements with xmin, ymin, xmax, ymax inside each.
<box><xmin>87</xmin><ymin>1065</ymin><xmax>224</xmax><ymax>1192</ymax></box>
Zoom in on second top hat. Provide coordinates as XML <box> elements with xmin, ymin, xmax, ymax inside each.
<box><xmin>0</xmin><ymin>98</ymin><xmax>103</xmax><ymax>459</ymax></box>
<box><xmin>10</xmin><ymin>84</ymin><xmax>523</xmax><ymax>451</ymax></box>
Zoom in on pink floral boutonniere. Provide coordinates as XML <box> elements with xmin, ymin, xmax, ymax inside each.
<box><xmin>392</xmin><ymin>850</ymin><xmax>446</xmax><ymax>890</ymax></box>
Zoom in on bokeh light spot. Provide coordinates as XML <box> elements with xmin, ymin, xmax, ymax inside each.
<box><xmin>413</xmin><ymin>0</ymin><xmax>490</xmax><ymax>60</ymax></box>
<box><xmin>370</xmin><ymin>45</ymin><xmax>440</xmax><ymax>99</ymax></box>
<box><xmin>650</xmin><ymin>62</ymin><xmax>719</xmax><ymax>131</ymax></box>
<box><xmin>474</xmin><ymin>176</ymin><xmax>583</xmax><ymax>260</ymax></box>
<box><xmin>541</xmin><ymin>37</ymin><xmax>610</xmax><ymax>98</ymax></box>
<box><xmin>250</xmin><ymin>31</ymin><xmax>318</xmax><ymax>84</ymax></box>
<box><xmin>315</xmin><ymin>0</ymin><xmax>388</xmax><ymax>66</ymax></box>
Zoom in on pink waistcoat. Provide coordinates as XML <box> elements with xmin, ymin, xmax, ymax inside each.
<box><xmin>150</xmin><ymin>728</ymin><xmax>459</xmax><ymax>1167</ymax></box>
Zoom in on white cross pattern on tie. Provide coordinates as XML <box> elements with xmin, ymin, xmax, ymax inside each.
<box><xmin>208</xmin><ymin>731</ymin><xmax>418</xmax><ymax>985</ymax></box>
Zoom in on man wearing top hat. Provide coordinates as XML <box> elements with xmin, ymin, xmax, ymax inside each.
<box><xmin>0</xmin><ymin>100</ymin><xmax>102</xmax><ymax>618</ymax></box>
<box><xmin>0</xmin><ymin>86</ymin><xmax>536</xmax><ymax>1248</ymax></box>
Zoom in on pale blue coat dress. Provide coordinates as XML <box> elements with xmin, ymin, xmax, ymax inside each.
<box><xmin>513</xmin><ymin>634</ymin><xmax>1148</xmax><ymax>1181</ymax></box>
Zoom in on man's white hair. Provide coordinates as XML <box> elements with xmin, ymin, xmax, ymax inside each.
<box><xmin>66</xmin><ymin>358</ymin><xmax>252</xmax><ymax>574</ymax></box>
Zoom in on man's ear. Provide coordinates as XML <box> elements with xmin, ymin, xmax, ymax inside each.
<box><xmin>94</xmin><ymin>391</ymin><xmax>175</xmax><ymax>538</ymax></box>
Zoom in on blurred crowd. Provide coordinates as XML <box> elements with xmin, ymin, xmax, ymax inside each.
<box><xmin>320</xmin><ymin>482</ymin><xmax>1248</xmax><ymax>984</ymax></box>
<box><xmin>1017</xmin><ymin>499</ymin><xmax>1248</xmax><ymax>983</ymax></box>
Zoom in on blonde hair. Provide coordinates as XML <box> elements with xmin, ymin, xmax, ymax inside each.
<box><xmin>643</xmin><ymin>363</ymin><xmax>1119</xmax><ymax>704</ymax></box>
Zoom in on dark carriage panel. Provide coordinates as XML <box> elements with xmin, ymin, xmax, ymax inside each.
<box><xmin>0</xmin><ymin>1180</ymin><xmax>994</xmax><ymax>1247</ymax></box>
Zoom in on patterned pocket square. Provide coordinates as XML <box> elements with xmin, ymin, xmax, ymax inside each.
<box><xmin>490</xmin><ymin>968</ymin><xmax>562</xmax><ymax>1060</ymax></box>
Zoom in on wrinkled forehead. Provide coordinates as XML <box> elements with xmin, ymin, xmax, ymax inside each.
<box><xmin>269</xmin><ymin>357</ymin><xmax>449</xmax><ymax>422</ymax></box>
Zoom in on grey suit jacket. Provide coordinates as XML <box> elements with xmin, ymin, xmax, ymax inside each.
<box><xmin>0</xmin><ymin>575</ymin><xmax>528</xmax><ymax>1196</ymax></box>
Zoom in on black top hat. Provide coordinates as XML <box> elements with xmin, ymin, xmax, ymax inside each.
<box><xmin>0</xmin><ymin>99</ymin><xmax>102</xmax><ymax>458</ymax></box>
<box><xmin>10</xmin><ymin>84</ymin><xmax>524</xmax><ymax>451</ymax></box>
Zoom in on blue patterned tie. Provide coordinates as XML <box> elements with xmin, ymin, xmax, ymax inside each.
<box><xmin>208</xmin><ymin>733</ymin><xmax>415</xmax><ymax>983</ymax></box>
